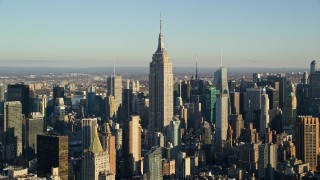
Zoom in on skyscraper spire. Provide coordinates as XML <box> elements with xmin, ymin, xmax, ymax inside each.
<box><xmin>160</xmin><ymin>12</ymin><xmax>162</xmax><ymax>34</ymax></box>
<box><xmin>220</xmin><ymin>50</ymin><xmax>223</xmax><ymax>68</ymax></box>
<box><xmin>157</xmin><ymin>13</ymin><xmax>165</xmax><ymax>51</ymax></box>
<box><xmin>196</xmin><ymin>50</ymin><xmax>198</xmax><ymax>80</ymax></box>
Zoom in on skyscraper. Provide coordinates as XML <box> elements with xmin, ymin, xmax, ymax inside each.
<box><xmin>82</xmin><ymin>127</ymin><xmax>110</xmax><ymax>180</ymax></box>
<box><xmin>213</xmin><ymin>67</ymin><xmax>229</xmax><ymax>94</ymax></box>
<box><xmin>53</xmin><ymin>86</ymin><xmax>65</xmax><ymax>106</ymax></box>
<box><xmin>37</xmin><ymin>133</ymin><xmax>69</xmax><ymax>179</ymax></box>
<box><xmin>107</xmin><ymin>75</ymin><xmax>123</xmax><ymax>112</ymax></box>
<box><xmin>82</xmin><ymin>118</ymin><xmax>98</xmax><ymax>152</ymax></box>
<box><xmin>7</xmin><ymin>84</ymin><xmax>30</xmax><ymax>117</ymax></box>
<box><xmin>123</xmin><ymin>115</ymin><xmax>142</xmax><ymax>177</ymax></box>
<box><xmin>260</xmin><ymin>94</ymin><xmax>270</xmax><ymax>132</ymax></box>
<box><xmin>25</xmin><ymin>112</ymin><xmax>44</xmax><ymax>159</ymax></box>
<box><xmin>148</xmin><ymin>18</ymin><xmax>173</xmax><ymax>146</ymax></box>
<box><xmin>215</xmin><ymin>93</ymin><xmax>229</xmax><ymax>145</ymax></box>
<box><xmin>308</xmin><ymin>61</ymin><xmax>320</xmax><ymax>116</ymax></box>
<box><xmin>143</xmin><ymin>146</ymin><xmax>163</xmax><ymax>180</ymax></box>
<box><xmin>202</xmin><ymin>86</ymin><xmax>219</xmax><ymax>123</ymax></box>
<box><xmin>246</xmin><ymin>87</ymin><xmax>266</xmax><ymax>126</ymax></box>
<box><xmin>2</xmin><ymin>101</ymin><xmax>23</xmax><ymax>162</ymax></box>
<box><xmin>295</xmin><ymin>116</ymin><xmax>320</xmax><ymax>171</ymax></box>
<box><xmin>85</xmin><ymin>86</ymin><xmax>96</xmax><ymax>117</ymax></box>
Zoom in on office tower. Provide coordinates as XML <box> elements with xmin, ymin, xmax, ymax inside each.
<box><xmin>104</xmin><ymin>95</ymin><xmax>116</xmax><ymax>120</ymax></box>
<box><xmin>215</xmin><ymin>93</ymin><xmax>229</xmax><ymax>145</ymax></box>
<box><xmin>267</xmin><ymin>74</ymin><xmax>287</xmax><ymax>109</ymax></box>
<box><xmin>238</xmin><ymin>143</ymin><xmax>259</xmax><ymax>173</ymax></box>
<box><xmin>276</xmin><ymin>133</ymin><xmax>296</xmax><ymax>161</ymax></box>
<box><xmin>82</xmin><ymin>118</ymin><xmax>98</xmax><ymax>152</ymax></box>
<box><xmin>258</xmin><ymin>143</ymin><xmax>277</xmax><ymax>179</ymax></box>
<box><xmin>179</xmin><ymin>80</ymin><xmax>191</xmax><ymax>102</ymax></box>
<box><xmin>228</xmin><ymin>80</ymin><xmax>237</xmax><ymax>92</ymax></box>
<box><xmin>229</xmin><ymin>114</ymin><xmax>244</xmax><ymax>140</ymax></box>
<box><xmin>239</xmin><ymin>123</ymin><xmax>259</xmax><ymax>144</ymax></box>
<box><xmin>202</xmin><ymin>121</ymin><xmax>212</xmax><ymax>145</ymax></box>
<box><xmin>7</xmin><ymin>84</ymin><xmax>30</xmax><ymax>117</ymax></box>
<box><xmin>85</xmin><ymin>86</ymin><xmax>96</xmax><ymax>116</ymax></box>
<box><xmin>100</xmin><ymin>123</ymin><xmax>116</xmax><ymax>176</ymax></box>
<box><xmin>166</xmin><ymin>117</ymin><xmax>181</xmax><ymax>157</ymax></box>
<box><xmin>54</xmin><ymin>98</ymin><xmax>65</xmax><ymax>135</ymax></box>
<box><xmin>260</xmin><ymin>94</ymin><xmax>270</xmax><ymax>132</ymax></box>
<box><xmin>2</xmin><ymin>101</ymin><xmax>23</xmax><ymax>162</ymax></box>
<box><xmin>297</xmin><ymin>72</ymin><xmax>309</xmax><ymax>116</ymax></box>
<box><xmin>253</xmin><ymin>73</ymin><xmax>262</xmax><ymax>83</ymax></box>
<box><xmin>295</xmin><ymin>116</ymin><xmax>320</xmax><ymax>171</ymax></box>
<box><xmin>107</xmin><ymin>75</ymin><xmax>123</xmax><ymax>112</ymax></box>
<box><xmin>246</xmin><ymin>87</ymin><xmax>266</xmax><ymax>126</ymax></box>
<box><xmin>308</xmin><ymin>63</ymin><xmax>320</xmax><ymax>116</ymax></box>
<box><xmin>230</xmin><ymin>92</ymin><xmax>240</xmax><ymax>114</ymax></box>
<box><xmin>266</xmin><ymin>87</ymin><xmax>279</xmax><ymax>111</ymax></box>
<box><xmin>123</xmin><ymin>115</ymin><xmax>142</xmax><ymax>177</ymax></box>
<box><xmin>82</xmin><ymin>128</ymin><xmax>110</xmax><ymax>180</ymax></box>
<box><xmin>25</xmin><ymin>112</ymin><xmax>44</xmax><ymax>159</ymax></box>
<box><xmin>144</xmin><ymin>147</ymin><xmax>163</xmax><ymax>180</ymax></box>
<box><xmin>177</xmin><ymin>152</ymin><xmax>191</xmax><ymax>179</ymax></box>
<box><xmin>148</xmin><ymin>19</ymin><xmax>173</xmax><ymax>147</ymax></box>
<box><xmin>310</xmin><ymin>60</ymin><xmax>316</xmax><ymax>74</ymax></box>
<box><xmin>213</xmin><ymin>66</ymin><xmax>229</xmax><ymax>94</ymax></box>
<box><xmin>227</xmin><ymin>164</ymin><xmax>243</xmax><ymax>180</ymax></box>
<box><xmin>0</xmin><ymin>84</ymin><xmax>5</xmax><ymax>102</ymax></box>
<box><xmin>53</xmin><ymin>86</ymin><xmax>64</xmax><ymax>106</ymax></box>
<box><xmin>133</xmin><ymin>96</ymin><xmax>149</xmax><ymax>128</ymax></box>
<box><xmin>41</xmin><ymin>95</ymin><xmax>47</xmax><ymax>117</ymax></box>
<box><xmin>174</xmin><ymin>104</ymin><xmax>188</xmax><ymax>130</ymax></box>
<box><xmin>112</xmin><ymin>123</ymin><xmax>123</xmax><ymax>159</ymax></box>
<box><xmin>54</xmin><ymin>98</ymin><xmax>65</xmax><ymax>121</ymax></box>
<box><xmin>122</xmin><ymin>88</ymin><xmax>133</xmax><ymax>119</ymax></box>
<box><xmin>284</xmin><ymin>84</ymin><xmax>297</xmax><ymax>127</ymax></box>
<box><xmin>37</xmin><ymin>134</ymin><xmax>68</xmax><ymax>179</ymax></box>
<box><xmin>202</xmin><ymin>86</ymin><xmax>219</xmax><ymax>123</ymax></box>
<box><xmin>163</xmin><ymin>159</ymin><xmax>175</xmax><ymax>179</ymax></box>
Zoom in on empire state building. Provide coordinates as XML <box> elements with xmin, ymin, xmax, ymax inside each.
<box><xmin>148</xmin><ymin>19</ymin><xmax>173</xmax><ymax>146</ymax></box>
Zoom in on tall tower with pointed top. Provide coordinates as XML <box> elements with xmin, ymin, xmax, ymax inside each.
<box><xmin>148</xmin><ymin>18</ymin><xmax>173</xmax><ymax>146</ymax></box>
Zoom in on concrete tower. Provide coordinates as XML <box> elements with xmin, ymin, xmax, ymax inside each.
<box><xmin>148</xmin><ymin>17</ymin><xmax>173</xmax><ymax>146</ymax></box>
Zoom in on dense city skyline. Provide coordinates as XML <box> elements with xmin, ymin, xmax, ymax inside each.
<box><xmin>0</xmin><ymin>1</ymin><xmax>319</xmax><ymax>68</ymax></box>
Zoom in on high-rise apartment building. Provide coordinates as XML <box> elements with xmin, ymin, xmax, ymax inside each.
<box><xmin>37</xmin><ymin>133</ymin><xmax>68</xmax><ymax>179</ymax></box>
<box><xmin>123</xmin><ymin>115</ymin><xmax>142</xmax><ymax>177</ymax></box>
<box><xmin>148</xmin><ymin>19</ymin><xmax>173</xmax><ymax>146</ymax></box>
<box><xmin>260</xmin><ymin>94</ymin><xmax>270</xmax><ymax>132</ymax></box>
<box><xmin>295</xmin><ymin>116</ymin><xmax>320</xmax><ymax>171</ymax></box>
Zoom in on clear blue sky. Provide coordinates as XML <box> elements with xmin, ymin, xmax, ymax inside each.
<box><xmin>0</xmin><ymin>0</ymin><xmax>319</xmax><ymax>68</ymax></box>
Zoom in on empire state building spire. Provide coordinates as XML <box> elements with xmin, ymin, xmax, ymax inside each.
<box><xmin>157</xmin><ymin>15</ymin><xmax>165</xmax><ymax>52</ymax></box>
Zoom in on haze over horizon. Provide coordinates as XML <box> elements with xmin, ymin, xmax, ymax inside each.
<box><xmin>0</xmin><ymin>0</ymin><xmax>319</xmax><ymax>68</ymax></box>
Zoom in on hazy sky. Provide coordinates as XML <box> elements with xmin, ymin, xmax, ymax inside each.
<box><xmin>0</xmin><ymin>0</ymin><xmax>319</xmax><ymax>68</ymax></box>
